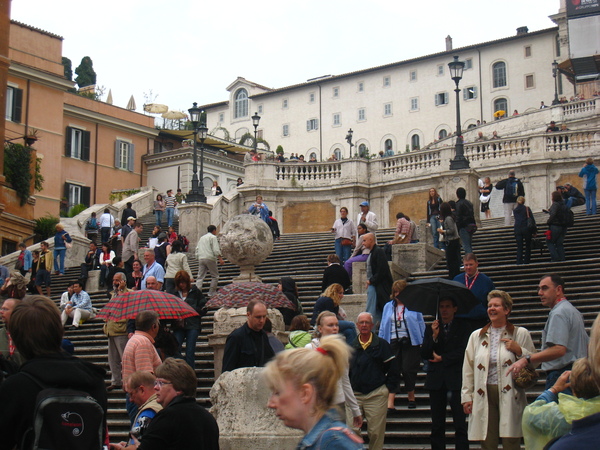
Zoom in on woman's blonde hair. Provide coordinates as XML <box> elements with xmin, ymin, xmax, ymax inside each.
<box><xmin>264</xmin><ymin>334</ymin><xmax>351</xmax><ymax>414</ymax></box>
<box><xmin>570</xmin><ymin>357</ymin><xmax>600</xmax><ymax>399</ymax></box>
<box><xmin>391</xmin><ymin>280</ymin><xmax>408</xmax><ymax>299</ymax></box>
<box><xmin>323</xmin><ymin>283</ymin><xmax>344</xmax><ymax>306</ymax></box>
<box><xmin>487</xmin><ymin>289</ymin><xmax>513</xmax><ymax>313</ymax></box>
<box><xmin>55</xmin><ymin>223</ymin><xmax>64</xmax><ymax>231</ymax></box>
<box><xmin>516</xmin><ymin>196</ymin><xmax>525</xmax><ymax>205</ymax></box>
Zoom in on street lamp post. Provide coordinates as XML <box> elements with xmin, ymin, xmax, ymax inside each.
<box><xmin>552</xmin><ymin>60</ymin><xmax>560</xmax><ymax>106</ymax></box>
<box><xmin>252</xmin><ymin>112</ymin><xmax>261</xmax><ymax>153</ymax></box>
<box><xmin>345</xmin><ymin>128</ymin><xmax>354</xmax><ymax>158</ymax></box>
<box><xmin>187</xmin><ymin>102</ymin><xmax>208</xmax><ymax>203</ymax></box>
<box><xmin>448</xmin><ymin>55</ymin><xmax>470</xmax><ymax>170</ymax></box>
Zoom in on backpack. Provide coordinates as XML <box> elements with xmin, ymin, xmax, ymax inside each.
<box><xmin>21</xmin><ymin>373</ymin><xmax>104</xmax><ymax>450</ymax></box>
<box><xmin>177</xmin><ymin>234</ymin><xmax>190</xmax><ymax>252</ymax></box>
<box><xmin>507</xmin><ymin>178</ymin><xmax>519</xmax><ymax>198</ymax></box>
<box><xmin>85</xmin><ymin>218</ymin><xmax>97</xmax><ymax>231</ymax></box>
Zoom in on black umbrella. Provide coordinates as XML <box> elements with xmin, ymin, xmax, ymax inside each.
<box><xmin>398</xmin><ymin>277</ymin><xmax>480</xmax><ymax>318</ymax></box>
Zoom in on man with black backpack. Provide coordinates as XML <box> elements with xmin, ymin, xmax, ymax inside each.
<box><xmin>0</xmin><ymin>296</ymin><xmax>107</xmax><ymax>450</ymax></box>
<box><xmin>495</xmin><ymin>170</ymin><xmax>525</xmax><ymax>226</ymax></box>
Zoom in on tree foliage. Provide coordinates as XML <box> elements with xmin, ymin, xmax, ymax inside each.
<box><xmin>62</xmin><ymin>57</ymin><xmax>73</xmax><ymax>81</ymax></box>
<box><xmin>4</xmin><ymin>143</ymin><xmax>33</xmax><ymax>205</ymax></box>
<box><xmin>75</xmin><ymin>56</ymin><xmax>97</xmax><ymax>88</ymax></box>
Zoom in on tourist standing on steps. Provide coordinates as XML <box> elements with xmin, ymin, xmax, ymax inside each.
<box><xmin>331</xmin><ymin>207</ymin><xmax>356</xmax><ymax>264</ymax></box>
<box><xmin>437</xmin><ymin>202</ymin><xmax>461</xmax><ymax>280</ymax></box>
<box><xmin>195</xmin><ymin>225</ymin><xmax>224</xmax><ymax>297</ymax></box>
<box><xmin>546</xmin><ymin>191</ymin><xmax>569</xmax><ymax>262</ymax></box>
<box><xmin>479</xmin><ymin>177</ymin><xmax>493</xmax><ymax>220</ymax></box>
<box><xmin>154</xmin><ymin>194</ymin><xmax>166</xmax><ymax>226</ymax></box>
<box><xmin>53</xmin><ymin>223</ymin><xmax>72</xmax><ymax>276</ymax></box>
<box><xmin>513</xmin><ymin>196</ymin><xmax>535</xmax><ymax>265</ymax></box>
<box><xmin>120</xmin><ymin>202</ymin><xmax>137</xmax><ymax>225</ymax></box>
<box><xmin>507</xmin><ymin>274</ymin><xmax>589</xmax><ymax>393</ymax></box>
<box><xmin>357</xmin><ymin>201</ymin><xmax>379</xmax><ymax>235</ymax></box>
<box><xmin>579</xmin><ymin>157</ymin><xmax>598</xmax><ymax>215</ymax></box>
<box><xmin>495</xmin><ymin>170</ymin><xmax>525</xmax><ymax>226</ymax></box>
<box><xmin>363</xmin><ymin>233</ymin><xmax>392</xmax><ymax>326</ymax></box>
<box><xmin>164</xmin><ymin>189</ymin><xmax>178</xmax><ymax>228</ymax></box>
<box><xmin>453</xmin><ymin>253</ymin><xmax>495</xmax><ymax>331</ymax></box>
<box><xmin>35</xmin><ymin>241</ymin><xmax>53</xmax><ymax>297</ymax></box>
<box><xmin>455</xmin><ymin>188</ymin><xmax>476</xmax><ymax>255</ymax></box>
<box><xmin>427</xmin><ymin>188</ymin><xmax>444</xmax><ymax>249</ymax></box>
<box><xmin>99</xmin><ymin>208</ymin><xmax>116</xmax><ymax>244</ymax></box>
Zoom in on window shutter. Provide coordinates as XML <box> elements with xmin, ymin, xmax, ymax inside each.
<box><xmin>306</xmin><ymin>120</ymin><xmax>310</xmax><ymax>131</ymax></box>
<box><xmin>435</xmin><ymin>94</ymin><xmax>439</xmax><ymax>106</ymax></box>
<box><xmin>114</xmin><ymin>140</ymin><xmax>120</xmax><ymax>168</ymax></box>
<box><xmin>82</xmin><ymin>131</ymin><xmax>91</xmax><ymax>161</ymax></box>
<box><xmin>65</xmin><ymin>127</ymin><xmax>73</xmax><ymax>157</ymax></box>
<box><xmin>315</xmin><ymin>119</ymin><xmax>318</xmax><ymax>130</ymax></box>
<box><xmin>63</xmin><ymin>183</ymin><xmax>70</xmax><ymax>215</ymax></box>
<box><xmin>444</xmin><ymin>92</ymin><xmax>449</xmax><ymax>104</ymax></box>
<box><xmin>82</xmin><ymin>186</ymin><xmax>91</xmax><ymax>207</ymax></box>
<box><xmin>473</xmin><ymin>86</ymin><xmax>478</xmax><ymax>99</ymax></box>
<box><xmin>13</xmin><ymin>88</ymin><xmax>23</xmax><ymax>123</ymax></box>
<box><xmin>128</xmin><ymin>143</ymin><xmax>135</xmax><ymax>172</ymax></box>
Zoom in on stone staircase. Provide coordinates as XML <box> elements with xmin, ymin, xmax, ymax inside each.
<box><xmin>46</xmin><ymin>207</ymin><xmax>599</xmax><ymax>449</ymax></box>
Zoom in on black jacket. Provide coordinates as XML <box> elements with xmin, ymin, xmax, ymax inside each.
<box><xmin>349</xmin><ymin>333</ymin><xmax>400</xmax><ymax>395</ymax></box>
<box><xmin>455</xmin><ymin>198</ymin><xmax>475</xmax><ymax>229</ymax></box>
<box><xmin>367</xmin><ymin>245</ymin><xmax>393</xmax><ymax>311</ymax></box>
<box><xmin>222</xmin><ymin>323</ymin><xmax>275</xmax><ymax>373</ymax></box>
<box><xmin>495</xmin><ymin>176</ymin><xmax>525</xmax><ymax>203</ymax></box>
<box><xmin>0</xmin><ymin>352</ymin><xmax>107</xmax><ymax>450</ymax></box>
<box><xmin>321</xmin><ymin>264</ymin><xmax>351</xmax><ymax>292</ymax></box>
<box><xmin>421</xmin><ymin>318</ymin><xmax>470</xmax><ymax>391</ymax></box>
<box><xmin>138</xmin><ymin>395</ymin><xmax>219</xmax><ymax>450</ymax></box>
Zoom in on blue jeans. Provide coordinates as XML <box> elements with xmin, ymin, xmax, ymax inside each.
<box><xmin>514</xmin><ymin>227</ymin><xmax>532</xmax><ymax>265</ymax></box>
<box><xmin>547</xmin><ymin>225</ymin><xmax>566</xmax><ymax>261</ymax></box>
<box><xmin>100</xmin><ymin>227</ymin><xmax>111</xmax><ymax>244</ymax></box>
<box><xmin>458</xmin><ymin>227</ymin><xmax>473</xmax><ymax>254</ymax></box>
<box><xmin>366</xmin><ymin>284</ymin><xmax>381</xmax><ymax>326</ymax></box>
<box><xmin>53</xmin><ymin>248</ymin><xmax>66</xmax><ymax>274</ymax></box>
<box><xmin>585</xmin><ymin>189</ymin><xmax>597</xmax><ymax>215</ymax></box>
<box><xmin>334</xmin><ymin>238</ymin><xmax>352</xmax><ymax>264</ymax></box>
<box><xmin>173</xmin><ymin>328</ymin><xmax>199</xmax><ymax>368</ymax></box>
<box><xmin>429</xmin><ymin>216</ymin><xmax>442</xmax><ymax>249</ymax></box>
<box><xmin>166</xmin><ymin>207</ymin><xmax>175</xmax><ymax>227</ymax></box>
<box><xmin>155</xmin><ymin>209</ymin><xmax>163</xmax><ymax>226</ymax></box>
<box><xmin>338</xmin><ymin>320</ymin><xmax>357</xmax><ymax>345</ymax></box>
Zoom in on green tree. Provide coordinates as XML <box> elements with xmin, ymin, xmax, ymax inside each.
<box><xmin>62</xmin><ymin>57</ymin><xmax>73</xmax><ymax>80</ymax></box>
<box><xmin>75</xmin><ymin>56</ymin><xmax>97</xmax><ymax>88</ymax></box>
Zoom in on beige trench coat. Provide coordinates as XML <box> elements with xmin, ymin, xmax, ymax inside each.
<box><xmin>461</xmin><ymin>322</ymin><xmax>536</xmax><ymax>441</ymax></box>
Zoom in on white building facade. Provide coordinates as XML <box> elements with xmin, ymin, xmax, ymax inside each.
<box><xmin>201</xmin><ymin>26</ymin><xmax>566</xmax><ymax>161</ymax></box>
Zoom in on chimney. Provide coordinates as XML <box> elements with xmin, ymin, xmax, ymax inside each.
<box><xmin>446</xmin><ymin>35</ymin><xmax>453</xmax><ymax>51</ymax></box>
<box><xmin>516</xmin><ymin>26</ymin><xmax>529</xmax><ymax>35</ymax></box>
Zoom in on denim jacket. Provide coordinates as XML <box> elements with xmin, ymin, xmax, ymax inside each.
<box><xmin>297</xmin><ymin>409</ymin><xmax>364</xmax><ymax>450</ymax></box>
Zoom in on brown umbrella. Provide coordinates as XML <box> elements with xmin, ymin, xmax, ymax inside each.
<box><xmin>205</xmin><ymin>282</ymin><xmax>296</xmax><ymax>310</ymax></box>
<box><xmin>144</xmin><ymin>103</ymin><xmax>168</xmax><ymax>114</ymax></box>
<box><xmin>161</xmin><ymin>110</ymin><xmax>188</xmax><ymax>120</ymax></box>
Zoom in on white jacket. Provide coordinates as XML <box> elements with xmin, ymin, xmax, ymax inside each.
<box><xmin>461</xmin><ymin>322</ymin><xmax>535</xmax><ymax>441</ymax></box>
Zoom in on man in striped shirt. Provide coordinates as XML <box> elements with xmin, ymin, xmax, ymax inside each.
<box><xmin>122</xmin><ymin>310</ymin><xmax>162</xmax><ymax>423</ymax></box>
<box><xmin>164</xmin><ymin>190</ymin><xmax>178</xmax><ymax>227</ymax></box>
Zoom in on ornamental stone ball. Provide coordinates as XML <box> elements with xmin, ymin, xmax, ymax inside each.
<box><xmin>218</xmin><ymin>214</ymin><xmax>273</xmax><ymax>282</ymax></box>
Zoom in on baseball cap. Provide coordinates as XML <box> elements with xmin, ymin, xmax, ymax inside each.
<box><xmin>359</xmin><ymin>201</ymin><xmax>369</xmax><ymax>207</ymax></box>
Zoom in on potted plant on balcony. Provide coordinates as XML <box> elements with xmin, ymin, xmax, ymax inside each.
<box><xmin>24</xmin><ymin>128</ymin><xmax>40</xmax><ymax>146</ymax></box>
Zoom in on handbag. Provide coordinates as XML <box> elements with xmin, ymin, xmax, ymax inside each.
<box><xmin>479</xmin><ymin>193</ymin><xmax>491</xmax><ymax>203</ymax></box>
<box><xmin>514</xmin><ymin>365</ymin><xmax>539</xmax><ymax>389</ymax></box>
<box><xmin>65</xmin><ymin>242</ymin><xmax>73</xmax><ymax>249</ymax></box>
<box><xmin>340</xmin><ymin>238</ymin><xmax>353</xmax><ymax>246</ymax></box>
<box><xmin>466</xmin><ymin>223</ymin><xmax>477</xmax><ymax>234</ymax></box>
<box><xmin>526</xmin><ymin>207</ymin><xmax>537</xmax><ymax>234</ymax></box>
<box><xmin>392</xmin><ymin>234</ymin><xmax>409</xmax><ymax>245</ymax></box>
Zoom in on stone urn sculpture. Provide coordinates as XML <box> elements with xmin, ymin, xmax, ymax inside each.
<box><xmin>218</xmin><ymin>214</ymin><xmax>273</xmax><ymax>283</ymax></box>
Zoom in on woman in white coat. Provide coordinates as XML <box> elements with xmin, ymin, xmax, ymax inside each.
<box><xmin>461</xmin><ymin>290</ymin><xmax>535</xmax><ymax>449</ymax></box>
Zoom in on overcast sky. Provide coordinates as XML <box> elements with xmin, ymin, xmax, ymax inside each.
<box><xmin>11</xmin><ymin>0</ymin><xmax>559</xmax><ymax>115</ymax></box>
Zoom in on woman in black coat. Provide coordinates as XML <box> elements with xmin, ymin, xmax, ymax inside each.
<box><xmin>513</xmin><ymin>196</ymin><xmax>534</xmax><ymax>265</ymax></box>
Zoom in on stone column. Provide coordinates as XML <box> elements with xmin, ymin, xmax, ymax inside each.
<box><xmin>441</xmin><ymin>170</ymin><xmax>482</xmax><ymax>226</ymax></box>
<box><xmin>177</xmin><ymin>202</ymin><xmax>213</xmax><ymax>250</ymax></box>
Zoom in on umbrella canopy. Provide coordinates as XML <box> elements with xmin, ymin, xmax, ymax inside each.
<box><xmin>161</xmin><ymin>110</ymin><xmax>188</xmax><ymax>120</ymax></box>
<box><xmin>398</xmin><ymin>277</ymin><xmax>480</xmax><ymax>317</ymax></box>
<box><xmin>96</xmin><ymin>290</ymin><xmax>199</xmax><ymax>321</ymax></box>
<box><xmin>126</xmin><ymin>95</ymin><xmax>136</xmax><ymax>111</ymax></box>
<box><xmin>206</xmin><ymin>282</ymin><xmax>296</xmax><ymax>310</ymax></box>
<box><xmin>144</xmin><ymin>103</ymin><xmax>169</xmax><ymax>114</ymax></box>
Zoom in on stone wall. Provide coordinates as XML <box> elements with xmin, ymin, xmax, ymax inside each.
<box><xmin>282</xmin><ymin>200</ymin><xmax>335</xmax><ymax>234</ymax></box>
<box><xmin>388</xmin><ymin>190</ymin><xmax>430</xmax><ymax>225</ymax></box>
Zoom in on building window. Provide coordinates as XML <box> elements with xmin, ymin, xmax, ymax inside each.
<box><xmin>525</xmin><ymin>74</ymin><xmax>535</xmax><ymax>89</ymax></box>
<box><xmin>465</xmin><ymin>58</ymin><xmax>473</xmax><ymax>70</ymax></box>
<box><xmin>218</xmin><ymin>112</ymin><xmax>224</xmax><ymax>123</ymax></box>
<box><xmin>64</xmin><ymin>182</ymin><xmax>90</xmax><ymax>212</ymax></box>
<box><xmin>5</xmin><ymin>86</ymin><xmax>23</xmax><ymax>123</ymax></box>
<box><xmin>435</xmin><ymin>92</ymin><xmax>449</xmax><ymax>106</ymax></box>
<box><xmin>437</xmin><ymin>65</ymin><xmax>444</xmax><ymax>76</ymax></box>
<box><xmin>257</xmin><ymin>104</ymin><xmax>263</xmax><ymax>114</ymax></box>
<box><xmin>358</xmin><ymin>143</ymin><xmax>368</xmax><ymax>157</ymax></box>
<box><xmin>409</xmin><ymin>70</ymin><xmax>417</xmax><ymax>82</ymax></box>
<box><xmin>114</xmin><ymin>139</ymin><xmax>134</xmax><ymax>171</ymax></box>
<box><xmin>494</xmin><ymin>98</ymin><xmax>508</xmax><ymax>115</ymax></box>
<box><xmin>493</xmin><ymin>61</ymin><xmax>507</xmax><ymax>88</ymax></box>
<box><xmin>282</xmin><ymin>98</ymin><xmax>288</xmax><ymax>109</ymax></box>
<box><xmin>383</xmin><ymin>76</ymin><xmax>390</xmax><ymax>87</ymax></box>
<box><xmin>65</xmin><ymin>127</ymin><xmax>90</xmax><ymax>161</ymax></box>
<box><xmin>463</xmin><ymin>86</ymin><xmax>478</xmax><ymax>100</ymax></box>
<box><xmin>282</xmin><ymin>124</ymin><xmax>289</xmax><ymax>137</ymax></box>
<box><xmin>306</xmin><ymin>118</ymin><xmax>319</xmax><ymax>131</ymax></box>
<box><xmin>411</xmin><ymin>134</ymin><xmax>420</xmax><ymax>150</ymax></box>
<box><xmin>333</xmin><ymin>87</ymin><xmax>339</xmax><ymax>98</ymax></box>
<box><xmin>438</xmin><ymin>129</ymin><xmax>448</xmax><ymax>140</ymax></box>
<box><xmin>334</xmin><ymin>148</ymin><xmax>342</xmax><ymax>160</ymax></box>
<box><xmin>384</xmin><ymin>103</ymin><xmax>392</xmax><ymax>116</ymax></box>
<box><xmin>555</xmin><ymin>34</ymin><xmax>561</xmax><ymax>57</ymax></box>
<box><xmin>358</xmin><ymin>108</ymin><xmax>366</xmax><ymax>121</ymax></box>
<box><xmin>385</xmin><ymin>139</ymin><xmax>393</xmax><ymax>154</ymax></box>
<box><xmin>358</xmin><ymin>82</ymin><xmax>364</xmax><ymax>92</ymax></box>
<box><xmin>333</xmin><ymin>113</ymin><xmax>341</xmax><ymax>126</ymax></box>
<box><xmin>410</xmin><ymin>97</ymin><xmax>419</xmax><ymax>111</ymax></box>
<box><xmin>524</xmin><ymin>46</ymin><xmax>532</xmax><ymax>58</ymax></box>
<box><xmin>234</xmin><ymin>88</ymin><xmax>248</xmax><ymax>119</ymax></box>
<box><xmin>309</xmin><ymin>92</ymin><xmax>315</xmax><ymax>103</ymax></box>
<box><xmin>309</xmin><ymin>152</ymin><xmax>317</xmax><ymax>161</ymax></box>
